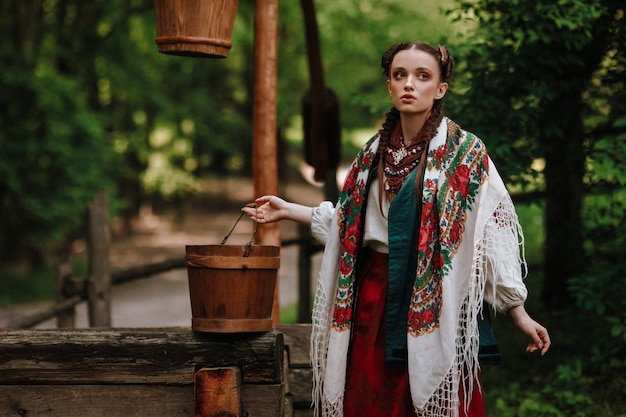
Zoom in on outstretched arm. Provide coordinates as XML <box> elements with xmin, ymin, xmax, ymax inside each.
<box><xmin>241</xmin><ymin>195</ymin><xmax>313</xmax><ymax>226</ymax></box>
<box><xmin>508</xmin><ymin>304</ymin><xmax>551</xmax><ymax>356</ymax></box>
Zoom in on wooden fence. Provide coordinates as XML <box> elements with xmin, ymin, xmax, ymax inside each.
<box><xmin>4</xmin><ymin>190</ymin><xmax>322</xmax><ymax>330</ymax></box>
<box><xmin>1</xmin><ymin>190</ymin><xmax>317</xmax><ymax>416</ymax></box>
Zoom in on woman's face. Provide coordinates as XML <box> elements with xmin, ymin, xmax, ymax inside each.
<box><xmin>387</xmin><ymin>48</ymin><xmax>448</xmax><ymax>116</ymax></box>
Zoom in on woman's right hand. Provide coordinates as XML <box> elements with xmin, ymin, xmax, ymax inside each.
<box><xmin>242</xmin><ymin>195</ymin><xmax>314</xmax><ymax>225</ymax></box>
<box><xmin>241</xmin><ymin>196</ymin><xmax>287</xmax><ymax>224</ymax></box>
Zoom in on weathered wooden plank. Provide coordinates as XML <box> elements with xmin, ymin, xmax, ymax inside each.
<box><xmin>0</xmin><ymin>384</ymin><xmax>284</xmax><ymax>417</ymax></box>
<box><xmin>0</xmin><ymin>328</ymin><xmax>283</xmax><ymax>385</ymax></box>
<box><xmin>276</xmin><ymin>324</ymin><xmax>311</xmax><ymax>367</ymax></box>
<box><xmin>294</xmin><ymin>407</ymin><xmax>315</xmax><ymax>417</ymax></box>
<box><xmin>286</xmin><ymin>367</ymin><xmax>313</xmax><ymax>408</ymax></box>
<box><xmin>0</xmin><ymin>384</ymin><xmax>287</xmax><ymax>417</ymax></box>
<box><xmin>242</xmin><ymin>384</ymin><xmax>285</xmax><ymax>417</ymax></box>
<box><xmin>0</xmin><ymin>385</ymin><xmax>195</xmax><ymax>417</ymax></box>
<box><xmin>277</xmin><ymin>325</ymin><xmax>314</xmax><ymax>415</ymax></box>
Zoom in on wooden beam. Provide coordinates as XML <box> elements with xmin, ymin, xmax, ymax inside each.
<box><xmin>252</xmin><ymin>0</ymin><xmax>279</xmax><ymax>248</ymax></box>
<box><xmin>0</xmin><ymin>328</ymin><xmax>291</xmax><ymax>417</ymax></box>
<box><xmin>0</xmin><ymin>384</ymin><xmax>286</xmax><ymax>417</ymax></box>
<box><xmin>0</xmin><ymin>329</ymin><xmax>283</xmax><ymax>385</ymax></box>
<box><xmin>4</xmin><ymin>296</ymin><xmax>83</xmax><ymax>330</ymax></box>
<box><xmin>0</xmin><ymin>385</ymin><xmax>194</xmax><ymax>417</ymax></box>
<box><xmin>252</xmin><ymin>0</ymin><xmax>281</xmax><ymax>324</ymax></box>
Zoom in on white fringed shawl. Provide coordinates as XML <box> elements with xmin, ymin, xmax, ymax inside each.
<box><xmin>310</xmin><ymin>118</ymin><xmax>527</xmax><ymax>417</ymax></box>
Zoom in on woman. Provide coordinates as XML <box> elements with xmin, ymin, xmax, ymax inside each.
<box><xmin>243</xmin><ymin>41</ymin><xmax>550</xmax><ymax>417</ymax></box>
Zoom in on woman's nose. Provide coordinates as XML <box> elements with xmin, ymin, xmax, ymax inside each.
<box><xmin>404</xmin><ymin>76</ymin><xmax>415</xmax><ymax>90</ymax></box>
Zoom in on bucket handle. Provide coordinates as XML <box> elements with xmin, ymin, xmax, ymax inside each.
<box><xmin>221</xmin><ymin>203</ymin><xmax>257</xmax><ymax>257</ymax></box>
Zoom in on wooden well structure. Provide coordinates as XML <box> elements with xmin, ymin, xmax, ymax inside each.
<box><xmin>0</xmin><ymin>1</ymin><xmax>332</xmax><ymax>416</ymax></box>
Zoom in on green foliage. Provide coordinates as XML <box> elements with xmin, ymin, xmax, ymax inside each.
<box><xmin>443</xmin><ymin>1</ymin><xmax>626</xmax><ymax>415</ymax></box>
<box><xmin>1</xmin><ymin>0</ymin><xmax>461</xmax><ymax>262</ymax></box>
<box><xmin>0</xmin><ymin>67</ymin><xmax>114</xmax><ymax>252</ymax></box>
<box><xmin>315</xmin><ymin>0</ymin><xmax>456</xmax><ymax>130</ymax></box>
<box><xmin>567</xmin><ymin>190</ymin><xmax>626</xmax><ymax>374</ymax></box>
<box><xmin>444</xmin><ymin>0</ymin><xmax>619</xmax><ymax>185</ymax></box>
<box><xmin>515</xmin><ymin>203</ymin><xmax>545</xmax><ymax>265</ymax></box>
<box><xmin>279</xmin><ymin>303</ymin><xmax>298</xmax><ymax>325</ymax></box>
<box><xmin>0</xmin><ymin>268</ymin><xmax>56</xmax><ymax>307</ymax></box>
<box><xmin>571</xmin><ymin>115</ymin><xmax>626</xmax><ymax>367</ymax></box>
<box><xmin>586</xmin><ymin>118</ymin><xmax>626</xmax><ymax>187</ymax></box>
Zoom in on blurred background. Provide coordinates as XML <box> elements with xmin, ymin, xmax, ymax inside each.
<box><xmin>1</xmin><ymin>0</ymin><xmax>625</xmax><ymax>415</ymax></box>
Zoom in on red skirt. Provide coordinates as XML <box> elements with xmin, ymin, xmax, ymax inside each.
<box><xmin>343</xmin><ymin>248</ymin><xmax>485</xmax><ymax>417</ymax></box>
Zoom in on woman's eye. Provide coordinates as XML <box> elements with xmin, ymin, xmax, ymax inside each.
<box><xmin>393</xmin><ymin>72</ymin><xmax>405</xmax><ymax>79</ymax></box>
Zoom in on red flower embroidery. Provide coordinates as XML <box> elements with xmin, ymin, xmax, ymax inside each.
<box><xmin>433</xmin><ymin>252</ymin><xmax>444</xmax><ymax>269</ymax></box>
<box><xmin>408</xmin><ymin>310</ymin><xmax>424</xmax><ymax>330</ymax></box>
<box><xmin>418</xmin><ymin>224</ymin><xmax>431</xmax><ymax>252</ymax></box>
<box><xmin>419</xmin><ymin>213</ymin><xmax>436</xmax><ymax>252</ymax></box>
<box><xmin>343</xmin><ymin>223</ymin><xmax>359</xmax><ymax>253</ymax></box>
<box><xmin>333</xmin><ymin>306</ymin><xmax>352</xmax><ymax>326</ymax></box>
<box><xmin>344</xmin><ymin>169</ymin><xmax>358</xmax><ymax>190</ymax></box>
<box><xmin>449</xmin><ymin>165</ymin><xmax>470</xmax><ymax>199</ymax></box>
<box><xmin>450</xmin><ymin>220</ymin><xmax>461</xmax><ymax>243</ymax></box>
<box><xmin>340</xmin><ymin>256</ymin><xmax>352</xmax><ymax>275</ymax></box>
<box><xmin>423</xmin><ymin>308</ymin><xmax>436</xmax><ymax>325</ymax></box>
<box><xmin>434</xmin><ymin>146</ymin><xmax>447</xmax><ymax>164</ymax></box>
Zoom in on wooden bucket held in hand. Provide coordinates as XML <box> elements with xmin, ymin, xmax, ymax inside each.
<box><xmin>185</xmin><ymin>209</ymin><xmax>279</xmax><ymax>333</ymax></box>
<box><xmin>153</xmin><ymin>0</ymin><xmax>239</xmax><ymax>58</ymax></box>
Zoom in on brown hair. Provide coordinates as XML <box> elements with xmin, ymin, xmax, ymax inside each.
<box><xmin>377</xmin><ymin>41</ymin><xmax>454</xmax><ymax>205</ymax></box>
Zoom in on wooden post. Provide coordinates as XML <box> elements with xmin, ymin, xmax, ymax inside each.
<box><xmin>195</xmin><ymin>367</ymin><xmax>242</xmax><ymax>417</ymax></box>
<box><xmin>87</xmin><ymin>190</ymin><xmax>111</xmax><ymax>327</ymax></box>
<box><xmin>55</xmin><ymin>247</ymin><xmax>75</xmax><ymax>328</ymax></box>
<box><xmin>252</xmin><ymin>0</ymin><xmax>280</xmax><ymax>323</ymax></box>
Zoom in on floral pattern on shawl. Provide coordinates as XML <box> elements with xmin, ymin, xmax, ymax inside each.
<box><xmin>409</xmin><ymin>127</ymin><xmax>490</xmax><ymax>337</ymax></box>
<box><xmin>331</xmin><ymin>138</ymin><xmax>378</xmax><ymax>331</ymax></box>
<box><xmin>329</xmin><ymin>126</ymin><xmax>490</xmax><ymax>338</ymax></box>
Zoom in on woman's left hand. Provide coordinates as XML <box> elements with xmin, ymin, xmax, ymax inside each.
<box><xmin>507</xmin><ymin>305</ymin><xmax>551</xmax><ymax>356</ymax></box>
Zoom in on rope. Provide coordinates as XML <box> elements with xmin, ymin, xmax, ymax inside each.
<box><xmin>221</xmin><ymin>203</ymin><xmax>257</xmax><ymax>257</ymax></box>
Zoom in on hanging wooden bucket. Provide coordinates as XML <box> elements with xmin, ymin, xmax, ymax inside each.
<box><xmin>186</xmin><ymin>244</ymin><xmax>279</xmax><ymax>333</ymax></box>
<box><xmin>153</xmin><ymin>0</ymin><xmax>239</xmax><ymax>58</ymax></box>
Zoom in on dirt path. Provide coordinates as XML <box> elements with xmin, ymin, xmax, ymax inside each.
<box><xmin>0</xmin><ymin>176</ymin><xmax>326</xmax><ymax>329</ymax></box>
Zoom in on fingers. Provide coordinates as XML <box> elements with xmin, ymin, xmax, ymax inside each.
<box><xmin>538</xmin><ymin>328</ymin><xmax>551</xmax><ymax>356</ymax></box>
<box><xmin>254</xmin><ymin>195</ymin><xmax>274</xmax><ymax>205</ymax></box>
<box><xmin>241</xmin><ymin>202</ymin><xmax>264</xmax><ymax>223</ymax></box>
<box><xmin>241</xmin><ymin>197</ymin><xmax>275</xmax><ymax>224</ymax></box>
<box><xmin>526</xmin><ymin>326</ymin><xmax>551</xmax><ymax>356</ymax></box>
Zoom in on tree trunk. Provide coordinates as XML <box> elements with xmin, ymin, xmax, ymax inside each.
<box><xmin>540</xmin><ymin>92</ymin><xmax>586</xmax><ymax>308</ymax></box>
